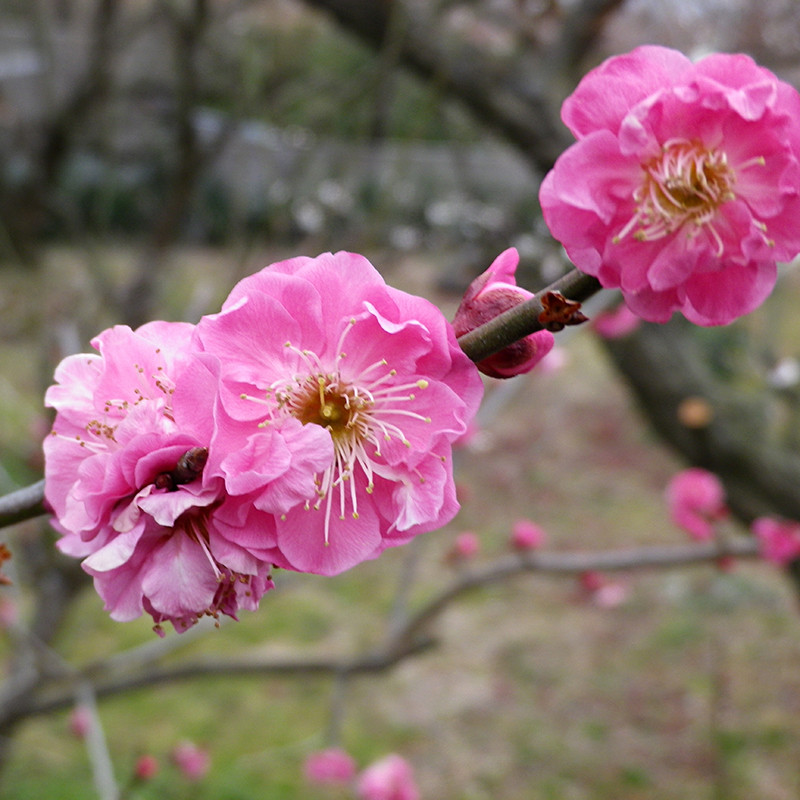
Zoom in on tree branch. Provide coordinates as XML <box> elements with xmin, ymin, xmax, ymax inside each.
<box><xmin>1</xmin><ymin>536</ymin><xmax>759</xmax><ymax>722</ymax></box>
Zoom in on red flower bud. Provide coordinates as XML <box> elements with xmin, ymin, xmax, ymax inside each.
<box><xmin>453</xmin><ymin>248</ymin><xmax>554</xmax><ymax>378</ymax></box>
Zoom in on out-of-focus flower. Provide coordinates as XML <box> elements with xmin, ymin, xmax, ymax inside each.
<box><xmin>666</xmin><ymin>467</ymin><xmax>727</xmax><ymax>540</ymax></box>
<box><xmin>172</xmin><ymin>741</ymin><xmax>210</xmax><ymax>781</ymax></box>
<box><xmin>69</xmin><ymin>705</ymin><xmax>91</xmax><ymax>739</ymax></box>
<box><xmin>510</xmin><ymin>519</ymin><xmax>546</xmax><ymax>551</ymax></box>
<box><xmin>134</xmin><ymin>754</ymin><xmax>159</xmax><ymax>781</ymax></box>
<box><xmin>196</xmin><ymin>252</ymin><xmax>483</xmax><ymax>576</ymax></box>
<box><xmin>453</xmin><ymin>247</ymin><xmax>555</xmax><ymax>378</ymax></box>
<box><xmin>592</xmin><ymin>581</ymin><xmax>629</xmax><ymax>608</ymax></box>
<box><xmin>752</xmin><ymin>517</ymin><xmax>800</xmax><ymax>565</ymax></box>
<box><xmin>578</xmin><ymin>570</ymin><xmax>606</xmax><ymax>594</ymax></box>
<box><xmin>44</xmin><ymin>323</ymin><xmax>274</xmax><ymax>635</ymax></box>
<box><xmin>304</xmin><ymin>747</ymin><xmax>357</xmax><ymax>785</ymax></box>
<box><xmin>577</xmin><ymin>571</ymin><xmax>628</xmax><ymax>607</ymax></box>
<box><xmin>356</xmin><ymin>754</ymin><xmax>420</xmax><ymax>800</ymax></box>
<box><xmin>540</xmin><ymin>45</ymin><xmax>800</xmax><ymax>326</ymax></box>
<box><xmin>447</xmin><ymin>531</ymin><xmax>480</xmax><ymax>563</ymax></box>
<box><xmin>591</xmin><ymin>303</ymin><xmax>642</xmax><ymax>339</ymax></box>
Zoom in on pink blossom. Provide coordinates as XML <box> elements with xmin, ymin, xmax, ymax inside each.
<box><xmin>134</xmin><ymin>754</ymin><xmax>159</xmax><ymax>781</ymax></box>
<box><xmin>752</xmin><ymin>517</ymin><xmax>800</xmax><ymax>565</ymax></box>
<box><xmin>540</xmin><ymin>46</ymin><xmax>800</xmax><ymax>326</ymax></box>
<box><xmin>195</xmin><ymin>252</ymin><xmax>483</xmax><ymax>576</ymax></box>
<box><xmin>357</xmin><ymin>754</ymin><xmax>420</xmax><ymax>800</ymax></box>
<box><xmin>172</xmin><ymin>741</ymin><xmax>210</xmax><ymax>781</ymax></box>
<box><xmin>591</xmin><ymin>303</ymin><xmax>641</xmax><ymax>339</ymax></box>
<box><xmin>578</xmin><ymin>570</ymin><xmax>605</xmax><ymax>593</ymax></box>
<box><xmin>448</xmin><ymin>530</ymin><xmax>480</xmax><ymax>562</ymax></box>
<box><xmin>69</xmin><ymin>705</ymin><xmax>91</xmax><ymax>739</ymax></box>
<box><xmin>453</xmin><ymin>247</ymin><xmax>555</xmax><ymax>377</ymax></box>
<box><xmin>43</xmin><ymin>323</ymin><xmax>274</xmax><ymax>634</ymax></box>
<box><xmin>592</xmin><ymin>581</ymin><xmax>629</xmax><ymax>608</ymax></box>
<box><xmin>666</xmin><ymin>467</ymin><xmax>727</xmax><ymax>540</ymax></box>
<box><xmin>304</xmin><ymin>747</ymin><xmax>357</xmax><ymax>785</ymax></box>
<box><xmin>511</xmin><ymin>519</ymin><xmax>546</xmax><ymax>550</ymax></box>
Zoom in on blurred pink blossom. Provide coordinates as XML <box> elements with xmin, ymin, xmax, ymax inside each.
<box><xmin>540</xmin><ymin>46</ymin><xmax>800</xmax><ymax>326</ymax></box>
<box><xmin>591</xmin><ymin>304</ymin><xmax>641</xmax><ymax>339</ymax></box>
<box><xmin>579</xmin><ymin>570</ymin><xmax>606</xmax><ymax>594</ymax></box>
<box><xmin>304</xmin><ymin>747</ymin><xmax>357</xmax><ymax>785</ymax></box>
<box><xmin>453</xmin><ymin>247</ymin><xmax>555</xmax><ymax>378</ymax></box>
<box><xmin>752</xmin><ymin>517</ymin><xmax>800</xmax><ymax>565</ymax></box>
<box><xmin>357</xmin><ymin>754</ymin><xmax>420</xmax><ymax>800</ymax></box>
<box><xmin>511</xmin><ymin>519</ymin><xmax>546</xmax><ymax>551</ymax></box>
<box><xmin>68</xmin><ymin>705</ymin><xmax>91</xmax><ymax>739</ymax></box>
<box><xmin>592</xmin><ymin>581</ymin><xmax>629</xmax><ymax>608</ymax></box>
<box><xmin>134</xmin><ymin>754</ymin><xmax>159</xmax><ymax>781</ymax></box>
<box><xmin>172</xmin><ymin>741</ymin><xmax>210</xmax><ymax>781</ymax></box>
<box><xmin>196</xmin><ymin>252</ymin><xmax>483</xmax><ymax>576</ymax></box>
<box><xmin>448</xmin><ymin>531</ymin><xmax>480</xmax><ymax>562</ymax></box>
<box><xmin>666</xmin><ymin>467</ymin><xmax>727</xmax><ymax>540</ymax></box>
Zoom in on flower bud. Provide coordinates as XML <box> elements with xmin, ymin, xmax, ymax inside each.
<box><xmin>453</xmin><ymin>248</ymin><xmax>554</xmax><ymax>379</ymax></box>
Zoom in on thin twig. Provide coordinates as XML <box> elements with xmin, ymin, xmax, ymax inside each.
<box><xmin>4</xmin><ymin>537</ymin><xmax>759</xmax><ymax>721</ymax></box>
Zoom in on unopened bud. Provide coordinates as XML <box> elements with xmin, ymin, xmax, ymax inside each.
<box><xmin>454</xmin><ymin>248</ymin><xmax>555</xmax><ymax>379</ymax></box>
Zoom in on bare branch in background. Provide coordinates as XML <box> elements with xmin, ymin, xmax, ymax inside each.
<box><xmin>0</xmin><ymin>536</ymin><xmax>759</xmax><ymax>724</ymax></box>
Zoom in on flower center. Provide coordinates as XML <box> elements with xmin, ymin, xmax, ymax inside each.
<box><xmin>248</xmin><ymin>322</ymin><xmax>432</xmax><ymax>543</ymax></box>
<box><xmin>615</xmin><ymin>138</ymin><xmax>740</xmax><ymax>251</ymax></box>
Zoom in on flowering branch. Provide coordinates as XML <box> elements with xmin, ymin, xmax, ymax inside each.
<box><xmin>455</xmin><ymin>268</ymin><xmax>602</xmax><ymax>363</ymax></box>
<box><xmin>1</xmin><ymin>536</ymin><xmax>758</xmax><ymax>722</ymax></box>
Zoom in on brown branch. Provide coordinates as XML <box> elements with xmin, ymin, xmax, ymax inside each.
<box><xmin>456</xmin><ymin>268</ymin><xmax>602</xmax><ymax>362</ymax></box>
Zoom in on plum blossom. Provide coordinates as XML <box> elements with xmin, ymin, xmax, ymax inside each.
<box><xmin>134</xmin><ymin>755</ymin><xmax>159</xmax><ymax>781</ymax></box>
<box><xmin>453</xmin><ymin>247</ymin><xmax>555</xmax><ymax>377</ymax></box>
<box><xmin>446</xmin><ymin>530</ymin><xmax>480</xmax><ymax>563</ymax></box>
<box><xmin>44</xmin><ymin>323</ymin><xmax>274</xmax><ymax>634</ymax></box>
<box><xmin>752</xmin><ymin>517</ymin><xmax>800</xmax><ymax>565</ymax></box>
<box><xmin>591</xmin><ymin>303</ymin><xmax>641</xmax><ymax>339</ymax></box>
<box><xmin>357</xmin><ymin>754</ymin><xmax>419</xmax><ymax>800</ymax></box>
<box><xmin>666</xmin><ymin>467</ymin><xmax>727</xmax><ymax>540</ymax></box>
<box><xmin>304</xmin><ymin>747</ymin><xmax>357</xmax><ymax>785</ymax></box>
<box><xmin>510</xmin><ymin>518</ymin><xmax>546</xmax><ymax>551</ymax></box>
<box><xmin>195</xmin><ymin>252</ymin><xmax>483</xmax><ymax>576</ymax></box>
<box><xmin>540</xmin><ymin>46</ymin><xmax>800</xmax><ymax>325</ymax></box>
<box><xmin>172</xmin><ymin>741</ymin><xmax>210</xmax><ymax>781</ymax></box>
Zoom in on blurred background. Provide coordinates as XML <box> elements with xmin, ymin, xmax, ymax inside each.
<box><xmin>2</xmin><ymin>1</ymin><xmax>800</xmax><ymax>797</ymax></box>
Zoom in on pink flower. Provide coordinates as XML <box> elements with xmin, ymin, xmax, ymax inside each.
<box><xmin>752</xmin><ymin>517</ymin><xmax>800</xmax><ymax>565</ymax></box>
<box><xmin>591</xmin><ymin>303</ymin><xmax>641</xmax><ymax>339</ymax></box>
<box><xmin>592</xmin><ymin>581</ymin><xmax>628</xmax><ymax>608</ymax></box>
<box><xmin>134</xmin><ymin>754</ymin><xmax>159</xmax><ymax>781</ymax></box>
<box><xmin>43</xmin><ymin>323</ymin><xmax>274</xmax><ymax>634</ymax></box>
<box><xmin>172</xmin><ymin>741</ymin><xmax>210</xmax><ymax>781</ymax></box>
<box><xmin>511</xmin><ymin>518</ymin><xmax>546</xmax><ymax>550</ymax></box>
<box><xmin>357</xmin><ymin>754</ymin><xmax>420</xmax><ymax>800</ymax></box>
<box><xmin>195</xmin><ymin>252</ymin><xmax>483</xmax><ymax>576</ymax></box>
<box><xmin>447</xmin><ymin>530</ymin><xmax>480</xmax><ymax>562</ymax></box>
<box><xmin>540</xmin><ymin>46</ymin><xmax>800</xmax><ymax>326</ymax></box>
<box><xmin>453</xmin><ymin>247</ymin><xmax>555</xmax><ymax>377</ymax></box>
<box><xmin>69</xmin><ymin>705</ymin><xmax>91</xmax><ymax>739</ymax></box>
<box><xmin>304</xmin><ymin>747</ymin><xmax>357</xmax><ymax>785</ymax></box>
<box><xmin>666</xmin><ymin>467</ymin><xmax>727</xmax><ymax>540</ymax></box>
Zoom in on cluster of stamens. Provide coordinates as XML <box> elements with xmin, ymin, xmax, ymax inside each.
<box><xmin>614</xmin><ymin>138</ymin><xmax>767</xmax><ymax>254</ymax></box>
<box><xmin>242</xmin><ymin>320</ymin><xmax>432</xmax><ymax>544</ymax></box>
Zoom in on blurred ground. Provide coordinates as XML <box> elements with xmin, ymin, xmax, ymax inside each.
<box><xmin>1</xmin><ymin>247</ymin><xmax>799</xmax><ymax>799</ymax></box>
